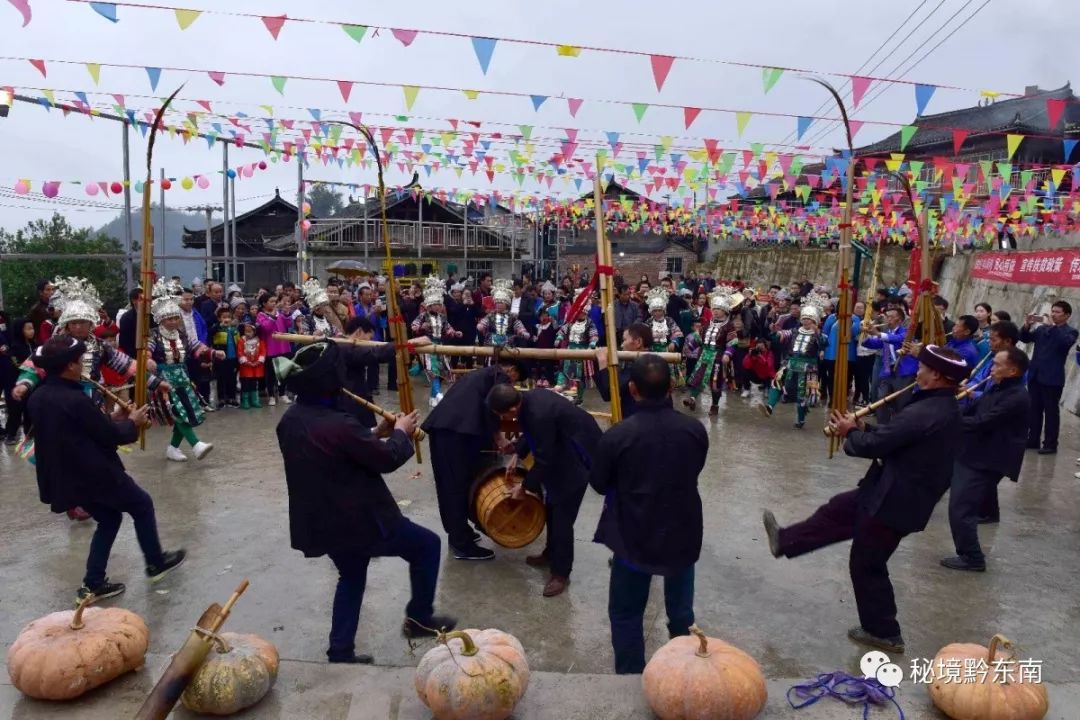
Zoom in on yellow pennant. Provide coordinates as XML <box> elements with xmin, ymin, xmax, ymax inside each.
<box><xmin>85</xmin><ymin>63</ymin><xmax>101</xmax><ymax>84</ymax></box>
<box><xmin>403</xmin><ymin>85</ymin><xmax>420</xmax><ymax>111</ymax></box>
<box><xmin>556</xmin><ymin>45</ymin><xmax>582</xmax><ymax>57</ymax></box>
<box><xmin>462</xmin><ymin>89</ymin><xmax>479</xmax><ymax>100</ymax></box>
<box><xmin>174</xmin><ymin>8</ymin><xmax>201</xmax><ymax>30</ymax></box>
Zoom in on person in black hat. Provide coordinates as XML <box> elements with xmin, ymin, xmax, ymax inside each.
<box><xmin>761</xmin><ymin>344</ymin><xmax>966</xmax><ymax>654</ymax></box>
<box><xmin>27</xmin><ymin>335</ymin><xmax>186</xmax><ymax>603</ymax></box>
<box><xmin>274</xmin><ymin>341</ymin><xmax>456</xmax><ymax>664</ymax></box>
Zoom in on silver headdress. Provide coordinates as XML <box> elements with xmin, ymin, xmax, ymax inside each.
<box><xmin>52</xmin><ymin>276</ymin><xmax>102</xmax><ymax>327</ymax></box>
<box><xmin>645</xmin><ymin>286</ymin><xmax>670</xmax><ymax>313</ymax></box>
<box><xmin>491</xmin><ymin>278</ymin><xmax>514</xmax><ymax>306</ymax></box>
<box><xmin>150</xmin><ymin>277</ymin><xmax>183</xmax><ymax>323</ymax></box>
<box><xmin>707</xmin><ymin>285</ymin><xmax>734</xmax><ymax>313</ymax></box>
<box><xmin>800</xmin><ymin>291</ymin><xmax>830</xmax><ymax>323</ymax></box>
<box><xmin>303</xmin><ymin>278</ymin><xmax>329</xmax><ymax>308</ymax></box>
<box><xmin>422</xmin><ymin>275</ymin><xmax>446</xmax><ymax>306</ymax></box>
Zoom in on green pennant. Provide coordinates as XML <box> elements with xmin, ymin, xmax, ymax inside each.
<box><xmin>762</xmin><ymin>67</ymin><xmax>784</xmax><ymax>94</ymax></box>
<box><xmin>342</xmin><ymin>24</ymin><xmax>368</xmax><ymax>44</ymax></box>
<box><xmin>632</xmin><ymin>103</ymin><xmax>649</xmax><ymax>122</ymax></box>
<box><xmin>1020</xmin><ymin>169</ymin><xmax>1034</xmax><ymax>188</ymax></box>
<box><xmin>899</xmin><ymin>125</ymin><xmax>918</xmax><ymax>151</ymax></box>
<box><xmin>270</xmin><ymin>76</ymin><xmax>288</xmax><ymax>94</ymax></box>
<box><xmin>789</xmin><ymin>155</ymin><xmax>804</xmax><ymax>178</ymax></box>
<box><xmin>518</xmin><ymin>125</ymin><xmax>534</xmax><ymax>140</ymax></box>
<box><xmin>908</xmin><ymin>160</ymin><xmax>924</xmax><ymax>177</ymax></box>
<box><xmin>979</xmin><ymin>160</ymin><xmax>994</xmax><ymax>193</ymax></box>
<box><xmin>750</xmin><ymin>142</ymin><xmax>763</xmax><ymax>159</ymax></box>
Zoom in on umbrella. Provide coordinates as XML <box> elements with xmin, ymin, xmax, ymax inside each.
<box><xmin>326</xmin><ymin>259</ymin><xmax>375</xmax><ymax>278</ymax></box>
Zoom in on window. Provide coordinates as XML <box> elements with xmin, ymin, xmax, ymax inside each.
<box><xmin>212</xmin><ymin>262</ymin><xmax>245</xmax><ymax>284</ymax></box>
<box><xmin>466</xmin><ymin>260</ymin><xmax>493</xmax><ymax>276</ymax></box>
<box><xmin>665</xmin><ymin>256</ymin><xmax>683</xmax><ymax>274</ymax></box>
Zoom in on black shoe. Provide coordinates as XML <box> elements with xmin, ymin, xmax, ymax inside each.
<box><xmin>403</xmin><ymin>615</ymin><xmax>457</xmax><ymax>639</ymax></box>
<box><xmin>976</xmin><ymin>515</ymin><xmax>999</xmax><ymax>525</ymax></box>
<box><xmin>1038</xmin><ymin>447</ymin><xmax>1057</xmax><ymax>455</ymax></box>
<box><xmin>227</xmin><ymin>400</ymin><xmax>240</xmax><ymax>408</ymax></box>
<box><xmin>762</xmin><ymin>510</ymin><xmax>782</xmax><ymax>558</ymax></box>
<box><xmin>146</xmin><ymin>549</ymin><xmax>186</xmax><ymax>583</ymax></box>
<box><xmin>452</xmin><ymin>543</ymin><xmax>495</xmax><ymax>561</ymax></box>
<box><xmin>940</xmin><ymin>555</ymin><xmax>986</xmax><ymax>572</ymax></box>
<box><xmin>328</xmin><ymin>652</ymin><xmax>374</xmax><ymax>664</ymax></box>
<box><xmin>847</xmin><ymin>626</ymin><xmax>905</xmax><ymax>654</ymax></box>
<box><xmin>76</xmin><ymin>580</ymin><xmax>126</xmax><ymax>605</ymax></box>
<box><xmin>793</xmin><ymin>421</ymin><xmax>805</xmax><ymax>429</ymax></box>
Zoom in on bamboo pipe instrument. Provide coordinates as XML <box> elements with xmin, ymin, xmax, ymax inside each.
<box><xmin>340</xmin><ymin>388</ymin><xmax>427</xmax><ymax>441</ymax></box>
<box><xmin>82</xmin><ymin>375</ymin><xmax>135</xmax><ymax>412</ymax></box>
<box><xmin>823</xmin><ymin>375</ymin><xmax>992</xmax><ymax>437</ymax></box>
<box><xmin>273</xmin><ymin>333</ymin><xmax>682</xmax><ymax>363</ymax></box>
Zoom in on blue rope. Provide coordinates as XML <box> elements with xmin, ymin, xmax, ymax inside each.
<box><xmin>787</xmin><ymin>671</ymin><xmax>905</xmax><ymax>720</ymax></box>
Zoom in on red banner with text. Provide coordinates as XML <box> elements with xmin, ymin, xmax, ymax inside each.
<box><xmin>969</xmin><ymin>250</ymin><xmax>1080</xmax><ymax>287</ymax></box>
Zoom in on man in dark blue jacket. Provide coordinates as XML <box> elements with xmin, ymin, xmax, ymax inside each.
<box><xmin>946</xmin><ymin>314</ymin><xmax>981</xmax><ymax>370</ymax></box>
<box><xmin>595</xmin><ymin>322</ymin><xmax>653</xmax><ymax>418</ymax></box>
<box><xmin>942</xmin><ymin>347</ymin><xmax>1030</xmax><ymax>572</ymax></box>
<box><xmin>762</xmin><ymin>345</ymin><xmax>966</xmax><ymax>653</ymax></box>
<box><xmin>590</xmin><ymin>355</ymin><xmax>708</xmax><ymax>674</ymax></box>
<box><xmin>1021</xmin><ymin>301</ymin><xmax>1078</xmax><ymax>454</ymax></box>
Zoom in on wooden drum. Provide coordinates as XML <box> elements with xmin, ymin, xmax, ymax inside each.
<box><xmin>470</xmin><ymin>466</ymin><xmax>545</xmax><ymax>549</ymax></box>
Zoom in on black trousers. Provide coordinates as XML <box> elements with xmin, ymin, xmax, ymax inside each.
<box><xmin>215</xmin><ymin>359</ymin><xmax>237</xmax><ymax>402</ymax></box>
<box><xmin>853</xmin><ymin>355</ymin><xmax>875</xmax><ymax>404</ymax></box>
<box><xmin>428</xmin><ymin>431</ymin><xmax>484</xmax><ymax>548</ymax></box>
<box><xmin>544</xmin><ymin>483</ymin><xmax>587</xmax><ymax>579</ymax></box>
<box><xmin>3</xmin><ymin>382</ymin><xmax>24</xmax><ymax>439</ymax></box>
<box><xmin>948</xmin><ymin>463</ymin><xmax>999</xmax><ymax>562</ymax></box>
<box><xmin>874</xmin><ymin>374</ymin><xmax>916</xmax><ymax>425</ymax></box>
<box><xmin>777</xmin><ymin>489</ymin><xmax>906</xmax><ymax>639</ymax></box>
<box><xmin>1027</xmin><ymin>381</ymin><xmax>1064</xmax><ymax>450</ymax></box>
<box><xmin>820</xmin><ymin>359</ymin><xmax>834</xmax><ymax>401</ymax></box>
<box><xmin>82</xmin><ymin>476</ymin><xmax>165</xmax><ymax>588</ymax></box>
<box><xmin>609</xmin><ymin>559</ymin><xmax>694</xmax><ymax>674</ymax></box>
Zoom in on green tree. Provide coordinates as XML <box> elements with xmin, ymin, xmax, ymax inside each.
<box><xmin>0</xmin><ymin>213</ymin><xmax>129</xmax><ymax>316</ymax></box>
<box><xmin>306</xmin><ymin>183</ymin><xmax>344</xmax><ymax>218</ymax></box>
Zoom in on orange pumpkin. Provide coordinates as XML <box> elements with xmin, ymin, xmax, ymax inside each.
<box><xmin>6</xmin><ymin>595</ymin><xmax>149</xmax><ymax>700</ymax></box>
<box><xmin>415</xmin><ymin>628</ymin><xmax>530</xmax><ymax>720</ymax></box>
<box><xmin>642</xmin><ymin>625</ymin><xmax>767</xmax><ymax>720</ymax></box>
<box><xmin>928</xmin><ymin>634</ymin><xmax>1049</xmax><ymax>720</ymax></box>
<box><xmin>181</xmin><ymin>632</ymin><xmax>279</xmax><ymax>715</ymax></box>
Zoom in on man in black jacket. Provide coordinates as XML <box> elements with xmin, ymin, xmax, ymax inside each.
<box><xmin>762</xmin><ymin>345</ymin><xmax>966</xmax><ymax>653</ymax></box>
<box><xmin>590</xmin><ymin>355</ymin><xmax>708</xmax><ymax>674</ymax></box>
<box><xmin>1021</xmin><ymin>301</ymin><xmax>1078</xmax><ymax>454</ymax></box>
<box><xmin>488</xmin><ymin>383</ymin><xmax>602</xmax><ymax>597</ymax></box>
<box><xmin>276</xmin><ymin>341</ymin><xmax>455</xmax><ymax>664</ymax></box>
<box><xmin>595</xmin><ymin>322</ymin><xmax>653</xmax><ymax>418</ymax></box>
<box><xmin>27</xmin><ymin>336</ymin><xmax>185</xmax><ymax>603</ymax></box>
<box><xmin>338</xmin><ymin>317</ymin><xmax>430</xmax><ymax>427</ymax></box>
<box><xmin>942</xmin><ymin>347</ymin><xmax>1030</xmax><ymax>572</ymax></box>
<box><xmin>421</xmin><ymin>357</ymin><xmax>522</xmax><ymax>561</ymax></box>
<box><xmin>117</xmin><ymin>287</ymin><xmax>143</xmax><ymax>357</ymax></box>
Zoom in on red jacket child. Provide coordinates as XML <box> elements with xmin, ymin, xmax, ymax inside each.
<box><xmin>742</xmin><ymin>341</ymin><xmax>776</xmax><ymax>383</ymax></box>
<box><xmin>237</xmin><ymin>335</ymin><xmax>266</xmax><ymax>379</ymax></box>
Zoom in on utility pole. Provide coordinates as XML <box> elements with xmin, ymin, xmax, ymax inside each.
<box><xmin>121</xmin><ymin>122</ymin><xmax>133</xmax><ymax>290</ymax></box>
<box><xmin>222</xmin><ymin>143</ymin><xmax>230</xmax><ymax>285</ymax></box>
<box><xmin>296</xmin><ymin>153</ymin><xmax>304</xmax><ymax>283</ymax></box>
<box><xmin>230</xmin><ymin>172</ymin><xmax>238</xmax><ymax>286</ymax></box>
<box><xmin>204</xmin><ymin>206</ymin><xmax>213</xmax><ymax>281</ymax></box>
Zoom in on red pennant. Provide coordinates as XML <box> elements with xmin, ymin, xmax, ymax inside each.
<box><xmin>261</xmin><ymin>15</ymin><xmax>287</xmax><ymax>40</ymax></box>
<box><xmin>337</xmin><ymin>80</ymin><xmax>353</xmax><ymax>103</ymax></box>
<box><xmin>952</xmin><ymin>129</ymin><xmax>969</xmax><ymax>156</ymax></box>
<box><xmin>683</xmin><ymin>107</ymin><xmax>702</xmax><ymax>129</ymax></box>
<box><xmin>703</xmin><ymin>139</ymin><xmax>720</xmax><ymax>164</ymax></box>
<box><xmin>208</xmin><ymin>71</ymin><xmax>225</xmax><ymax>86</ymax></box>
<box><xmin>348</xmin><ymin>111</ymin><xmax>363</xmax><ymax>126</ymax></box>
<box><xmin>28</xmin><ymin>58</ymin><xmax>46</xmax><ymax>77</ymax></box>
<box><xmin>1047</xmin><ymin>98</ymin><xmax>1067</xmax><ymax>129</ymax></box>
<box><xmin>650</xmin><ymin>55</ymin><xmax>675</xmax><ymax>92</ymax></box>
<box><xmin>392</xmin><ymin>28</ymin><xmax>418</xmax><ymax>46</ymax></box>
<box><xmin>567</xmin><ymin>98</ymin><xmax>583</xmax><ymax>117</ymax></box>
<box><xmin>196</xmin><ymin>100</ymin><xmax>212</xmax><ymax>112</ymax></box>
<box><xmin>851</xmin><ymin>76</ymin><xmax>872</xmax><ymax>109</ymax></box>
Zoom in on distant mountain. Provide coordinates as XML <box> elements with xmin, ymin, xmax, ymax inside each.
<box><xmin>97</xmin><ymin>205</ymin><xmax>221</xmax><ymax>283</ymax></box>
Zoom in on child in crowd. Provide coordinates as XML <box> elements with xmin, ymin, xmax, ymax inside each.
<box><xmin>741</xmin><ymin>338</ymin><xmax>777</xmax><ymax>397</ymax></box>
<box><xmin>237</xmin><ymin>321</ymin><xmax>265</xmax><ymax>409</ymax></box>
<box><xmin>93</xmin><ymin>323</ymin><xmax>126</xmax><ymax>412</ymax></box>
<box><xmin>532</xmin><ymin>308</ymin><xmax>558</xmax><ymax>386</ymax></box>
<box><xmin>211</xmin><ymin>306</ymin><xmax>241</xmax><ymax>408</ymax></box>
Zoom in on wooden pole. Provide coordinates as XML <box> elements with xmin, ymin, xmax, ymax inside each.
<box><xmin>594</xmin><ymin>169</ymin><xmax>622</xmax><ymax>423</ymax></box>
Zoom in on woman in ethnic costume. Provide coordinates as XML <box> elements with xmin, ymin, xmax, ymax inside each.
<box><xmin>302</xmin><ymin>278</ymin><xmax>343</xmax><ymax>338</ymax></box>
<box><xmin>553</xmin><ymin>288</ymin><xmax>599</xmax><ymax>404</ymax></box>
<box><xmin>149</xmin><ymin>279</ymin><xmax>224</xmax><ymax>461</ymax></box>
<box><xmin>411</xmin><ymin>276</ymin><xmax>461</xmax><ymax>407</ymax></box>
<box><xmin>758</xmin><ymin>292</ymin><xmax>829</xmax><ymax>429</ymax></box>
<box><xmin>644</xmin><ymin>286</ymin><xmax>684</xmax><ymax>384</ymax></box>
<box><xmin>476</xmin><ymin>278</ymin><xmax>530</xmax><ymax>355</ymax></box>
<box><xmin>683</xmin><ymin>286</ymin><xmax>740</xmax><ymax>415</ymax></box>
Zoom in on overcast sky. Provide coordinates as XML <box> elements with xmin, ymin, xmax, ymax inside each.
<box><xmin>0</xmin><ymin>0</ymin><xmax>1076</xmax><ymax>231</ymax></box>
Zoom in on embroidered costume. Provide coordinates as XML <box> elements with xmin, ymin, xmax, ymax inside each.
<box><xmin>410</xmin><ymin>276</ymin><xmax>461</xmax><ymax>407</ymax></box>
<box><xmin>645</xmin><ymin>286</ymin><xmax>685</xmax><ymax>384</ymax></box>
<box><xmin>554</xmin><ymin>289</ymin><xmax>599</xmax><ymax>404</ymax></box>
<box><xmin>760</xmin><ymin>292</ymin><xmax>829</xmax><ymax>428</ymax></box>
<box><xmin>684</xmin><ymin>286</ymin><xmax>740</xmax><ymax>413</ymax></box>
<box><xmin>477</xmin><ymin>278</ymin><xmax>530</xmax><ymax>354</ymax></box>
<box><xmin>303</xmin><ymin>279</ymin><xmax>342</xmax><ymax>338</ymax></box>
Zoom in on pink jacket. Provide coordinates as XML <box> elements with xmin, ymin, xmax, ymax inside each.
<box><xmin>256</xmin><ymin>311</ymin><xmax>292</xmax><ymax>357</ymax></box>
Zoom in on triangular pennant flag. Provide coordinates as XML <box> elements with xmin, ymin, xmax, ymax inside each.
<box><xmin>6</xmin><ymin>0</ymin><xmax>30</xmax><ymax>26</ymax></box>
<box><xmin>900</xmin><ymin>125</ymin><xmax>918</xmax><ymax>151</ymax></box>
<box><xmin>848</xmin><ymin>121</ymin><xmax>864</xmax><ymax>140</ymax></box>
<box><xmin>632</xmin><ymin>103</ymin><xmax>648</xmax><ymax>122</ymax></box>
<box><xmin>342</xmin><ymin>24</ymin><xmax>367</xmax><ymax>44</ymax></box>
<box><xmin>762</xmin><ymin>67</ymin><xmax>784</xmax><ymax>94</ymax></box>
<box><xmin>403</xmin><ymin>85</ymin><xmax>420</xmax><ymax>110</ymax></box>
<box><xmin>952</xmin><ymin>129</ymin><xmax>969</xmax><ymax>156</ymax></box>
<box><xmin>471</xmin><ymin>37</ymin><xmax>497</xmax><ymax>75</ymax></box>
<box><xmin>271</xmin><ymin>76</ymin><xmax>287</xmax><ymax>94</ymax></box>
<box><xmin>145</xmin><ymin>66</ymin><xmax>161</xmax><ymax>91</ymax></box>
<box><xmin>649</xmin><ymin>55</ymin><xmax>675</xmax><ymax>92</ymax></box>
<box><xmin>1006</xmin><ymin>134</ymin><xmax>1024</xmax><ymax>160</ymax></box>
<box><xmin>530</xmin><ymin>95</ymin><xmax>547</xmax><ymax>111</ymax></box>
<box><xmin>735</xmin><ymin>111</ymin><xmax>752</xmax><ymax>136</ymax></box>
<box><xmin>86</xmin><ymin>63</ymin><xmax>102</xmax><ymax>84</ymax></box>
<box><xmin>208</xmin><ymin>70</ymin><xmax>225</xmax><ymax>86</ymax></box>
<box><xmin>392</xmin><ymin>28</ymin><xmax>418</xmax><ymax>46</ymax></box>
<box><xmin>174</xmin><ymin>8</ymin><xmax>200</xmax><ymax>29</ymax></box>
<box><xmin>1047</xmin><ymin>98</ymin><xmax>1067</xmax><ymax>129</ymax></box>
<box><xmin>462</xmin><ymin>89</ymin><xmax>479</xmax><ymax>100</ymax></box>
<box><xmin>851</xmin><ymin>76</ymin><xmax>872</xmax><ymax>109</ymax></box>
<box><xmin>262</xmin><ymin>14</ymin><xmax>287</xmax><ymax>40</ymax></box>
<box><xmin>556</xmin><ymin>45</ymin><xmax>581</xmax><ymax>57</ymax></box>
<box><xmin>683</xmin><ymin>107</ymin><xmax>701</xmax><ymax>129</ymax></box>
<box><xmin>567</xmin><ymin>98</ymin><xmax>583</xmax><ymax>117</ymax></box>
<box><xmin>89</xmin><ymin>2</ymin><xmax>118</xmax><ymax>22</ymax></box>
<box><xmin>797</xmin><ymin>116</ymin><xmax>812</xmax><ymax>141</ymax></box>
<box><xmin>337</xmin><ymin>80</ymin><xmax>353</xmax><ymax>102</ymax></box>
<box><xmin>196</xmin><ymin>99</ymin><xmax>212</xmax><ymax>112</ymax></box>
<box><xmin>29</xmin><ymin>59</ymin><xmax>46</xmax><ymax>77</ymax></box>
<box><xmin>914</xmin><ymin>83</ymin><xmax>936</xmax><ymax>116</ymax></box>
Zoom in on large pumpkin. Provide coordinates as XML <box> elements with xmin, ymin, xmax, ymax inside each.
<box><xmin>415</xmin><ymin>628</ymin><xmax>530</xmax><ymax>720</ymax></box>
<box><xmin>181</xmin><ymin>632</ymin><xmax>279</xmax><ymax>716</ymax></box>
<box><xmin>928</xmin><ymin>634</ymin><xmax>1049</xmax><ymax>720</ymax></box>
<box><xmin>642</xmin><ymin>625</ymin><xmax>767</xmax><ymax>720</ymax></box>
<box><xmin>6</xmin><ymin>595</ymin><xmax>149</xmax><ymax>700</ymax></box>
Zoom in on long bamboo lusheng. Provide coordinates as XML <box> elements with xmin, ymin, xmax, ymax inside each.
<box><xmin>82</xmin><ymin>375</ymin><xmax>134</xmax><ymax>412</ymax></box>
<box><xmin>822</xmin><ymin>375</ymin><xmax>991</xmax><ymax>437</ymax></box>
<box><xmin>594</xmin><ymin>170</ymin><xmax>623</xmax><ymax>424</ymax></box>
<box><xmin>341</xmin><ymin>388</ymin><xmax>427</xmax><ymax>441</ymax></box>
<box><xmin>273</xmin><ymin>333</ymin><xmax>681</xmax><ymax>363</ymax></box>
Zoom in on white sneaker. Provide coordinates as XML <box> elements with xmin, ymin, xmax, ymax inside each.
<box><xmin>434</xmin><ymin>392</ymin><xmax>444</xmax><ymax>407</ymax></box>
<box><xmin>429</xmin><ymin>396</ymin><xmax>438</xmax><ymax>408</ymax></box>
<box><xmin>193</xmin><ymin>441</ymin><xmax>214</xmax><ymax>460</ymax></box>
<box><xmin>1075</xmin><ymin>457</ymin><xmax>1080</xmax><ymax>466</ymax></box>
<box><xmin>740</xmin><ymin>390</ymin><xmax>751</xmax><ymax>399</ymax></box>
<box><xmin>166</xmin><ymin>446</ymin><xmax>188</xmax><ymax>462</ymax></box>
<box><xmin>282</xmin><ymin>394</ymin><xmax>293</xmax><ymax>404</ymax></box>
<box><xmin>268</xmin><ymin>396</ymin><xmax>277</xmax><ymax>407</ymax></box>
<box><xmin>204</xmin><ymin>404</ymin><xmax>216</xmax><ymax>412</ymax></box>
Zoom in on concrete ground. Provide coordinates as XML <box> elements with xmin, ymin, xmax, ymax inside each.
<box><xmin>2</xmin><ymin>380</ymin><xmax>1078</xmax><ymax>718</ymax></box>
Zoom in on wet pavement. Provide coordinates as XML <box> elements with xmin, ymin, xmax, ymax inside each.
<box><xmin>2</xmin><ymin>380</ymin><xmax>1078</xmax><ymax>717</ymax></box>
